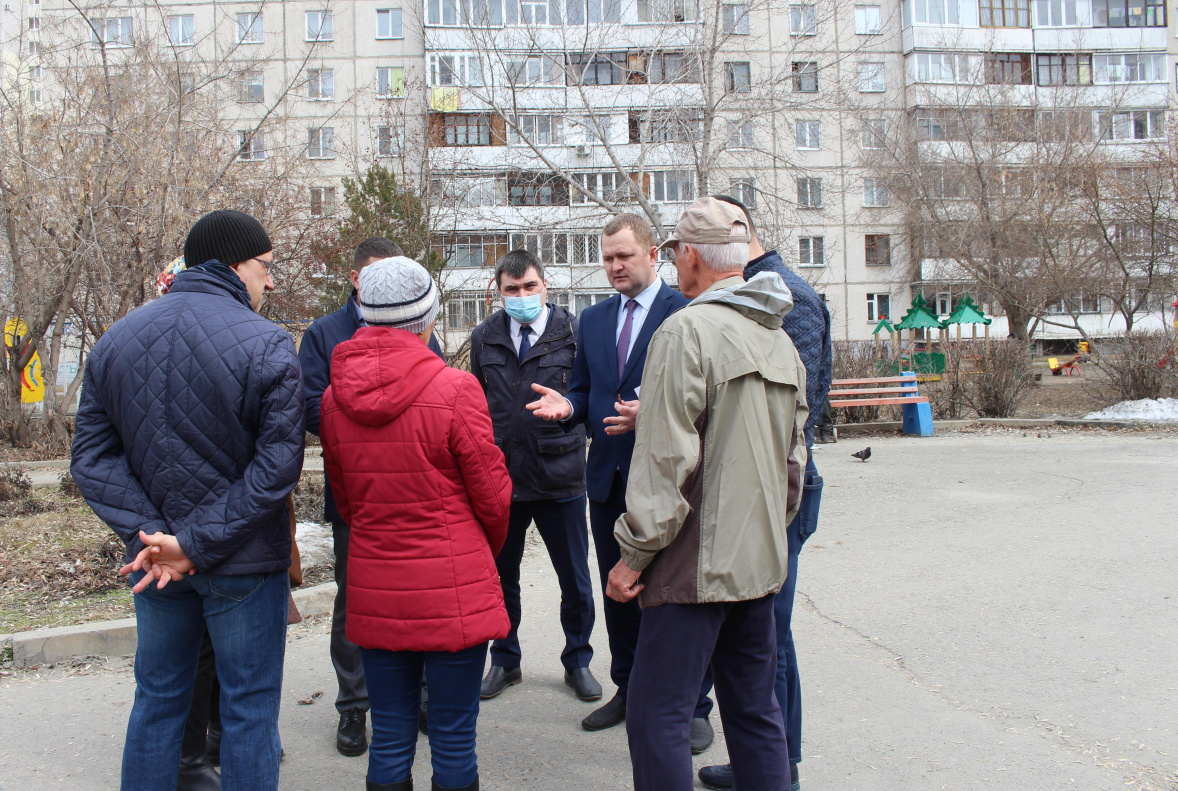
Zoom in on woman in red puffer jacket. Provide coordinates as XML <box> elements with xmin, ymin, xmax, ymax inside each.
<box><xmin>320</xmin><ymin>256</ymin><xmax>511</xmax><ymax>791</ymax></box>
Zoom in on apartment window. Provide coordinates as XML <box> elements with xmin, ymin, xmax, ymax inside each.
<box><xmin>859</xmin><ymin>62</ymin><xmax>885</xmax><ymax>92</ymax></box>
<box><xmin>91</xmin><ymin>17</ymin><xmax>133</xmax><ymax>47</ymax></box>
<box><xmin>728</xmin><ymin>120</ymin><xmax>755</xmax><ymax>149</ymax></box>
<box><xmin>651</xmin><ymin>171</ymin><xmax>694</xmax><ymax>202</ymax></box>
<box><xmin>855</xmin><ymin>4</ymin><xmax>883</xmax><ymax>32</ymax></box>
<box><xmin>28</xmin><ymin>16</ymin><xmax>40</xmax><ymax>30</ymax></box>
<box><xmin>1092</xmin><ymin>0</ymin><xmax>1165</xmax><ymax>26</ymax></box>
<box><xmin>29</xmin><ymin>89</ymin><xmax>43</xmax><ymax>103</ymax></box>
<box><xmin>167</xmin><ymin>15</ymin><xmax>194</xmax><ymax>46</ymax></box>
<box><xmin>307</xmin><ymin>68</ymin><xmax>334</xmax><ymax>100</ymax></box>
<box><xmin>29</xmin><ymin>41</ymin><xmax>39</xmax><ymax>55</ymax></box>
<box><xmin>789</xmin><ymin>4</ymin><xmax>817</xmax><ymax>34</ymax></box>
<box><xmin>236</xmin><ymin>12</ymin><xmax>263</xmax><ymax>43</ymax></box>
<box><xmin>428</xmin><ymin>0</ymin><xmax>457</xmax><ymax>24</ymax></box>
<box><xmin>649</xmin><ymin>51</ymin><xmax>701</xmax><ymax>84</ymax></box>
<box><xmin>980</xmin><ymin>0</ymin><xmax>1030</xmax><ymax>27</ymax></box>
<box><xmin>572</xmin><ymin>172</ymin><xmax>624</xmax><ymax>203</ymax></box>
<box><xmin>177</xmin><ymin>74</ymin><xmax>196</xmax><ymax>96</ymax></box>
<box><xmin>1098</xmin><ymin>110</ymin><xmax>1165</xmax><ymax>140</ymax></box>
<box><xmin>307</xmin><ymin>126</ymin><xmax>336</xmax><ymax>159</ymax></box>
<box><xmin>1037</xmin><ymin>54</ymin><xmax>1092</xmax><ymax>85</ymax></box>
<box><xmin>377</xmin><ymin>126</ymin><xmax>401</xmax><ymax>156</ymax></box>
<box><xmin>566</xmin><ymin>52</ymin><xmax>628</xmax><ymax>85</ymax></box>
<box><xmin>724</xmin><ymin>62</ymin><xmax>751</xmax><ymax>92</ymax></box>
<box><xmin>730</xmin><ymin>178</ymin><xmax>756</xmax><ymax>208</ymax></box>
<box><xmin>865</xmin><ymin>234</ymin><xmax>891</xmax><ymax>265</ymax></box>
<box><xmin>446</xmin><ymin>293</ymin><xmax>487</xmax><ymax>328</ymax></box>
<box><xmin>519</xmin><ymin>0</ymin><xmax>553</xmax><ymax>23</ymax></box>
<box><xmin>629</xmin><ymin>110</ymin><xmax>702</xmax><ymax>143</ymax></box>
<box><xmin>510</xmin><ymin>115</ymin><xmax>563</xmax><ymax>145</ymax></box>
<box><xmin>377</xmin><ymin>8</ymin><xmax>404</xmax><ymax>38</ymax></box>
<box><xmin>798</xmin><ymin>236</ymin><xmax>824</xmax><ymax>267</ymax></box>
<box><xmin>1034</xmin><ymin>0</ymin><xmax>1077</xmax><ymax>24</ymax></box>
<box><xmin>863</xmin><ymin>178</ymin><xmax>889</xmax><ymax>207</ymax></box>
<box><xmin>238</xmin><ymin>70</ymin><xmax>264</xmax><ymax>103</ymax></box>
<box><xmin>1093</xmin><ymin>53</ymin><xmax>1164</xmax><ymax>83</ymax></box>
<box><xmin>797</xmin><ymin>177</ymin><xmax>822</xmax><ymax>208</ymax></box>
<box><xmin>238</xmin><ymin>131</ymin><xmax>265</xmax><ymax>161</ymax></box>
<box><xmin>796</xmin><ymin>120</ymin><xmax>820</xmax><ymax>149</ymax></box>
<box><xmin>911</xmin><ymin>0</ymin><xmax>959</xmax><ymax>23</ymax></box>
<box><xmin>866</xmin><ymin>292</ymin><xmax>891</xmax><ymax>321</ymax></box>
<box><xmin>722</xmin><ymin>3</ymin><xmax>750</xmax><ymax>33</ymax></box>
<box><xmin>914</xmin><ymin>112</ymin><xmax>950</xmax><ymax>141</ymax></box>
<box><xmin>862</xmin><ymin>118</ymin><xmax>887</xmax><ymax>148</ymax></box>
<box><xmin>442</xmin><ymin>236</ymin><xmax>506</xmax><ymax>268</ymax></box>
<box><xmin>306</xmin><ymin>11</ymin><xmax>333</xmax><ymax>41</ymax></box>
<box><xmin>916</xmin><ymin>52</ymin><xmax>965</xmax><ymax>83</ymax></box>
<box><xmin>377</xmin><ymin>67</ymin><xmax>405</xmax><ymax>97</ymax></box>
<box><xmin>637</xmin><ymin>0</ymin><xmax>699</xmax><ymax>22</ymax></box>
<box><xmin>792</xmin><ymin>62</ymin><xmax>818</xmax><ymax>92</ymax></box>
<box><xmin>508</xmin><ymin>173</ymin><xmax>568</xmax><ymax>206</ymax></box>
<box><xmin>986</xmin><ymin>53</ymin><xmax>1031</xmax><ymax>84</ymax></box>
<box><xmin>576</xmin><ymin>114</ymin><xmax>615</xmax><ymax>144</ymax></box>
<box><xmin>428</xmin><ymin>54</ymin><xmax>484</xmax><ymax>86</ymax></box>
<box><xmin>506</xmin><ymin>55</ymin><xmax>561</xmax><ymax>85</ymax></box>
<box><xmin>310</xmin><ymin>186</ymin><xmax>337</xmax><ymax>218</ymax></box>
<box><xmin>443</xmin><ymin>114</ymin><xmax>493</xmax><ymax>145</ymax></box>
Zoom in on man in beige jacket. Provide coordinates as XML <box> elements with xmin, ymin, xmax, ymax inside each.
<box><xmin>607</xmin><ymin>197</ymin><xmax>809</xmax><ymax>791</ymax></box>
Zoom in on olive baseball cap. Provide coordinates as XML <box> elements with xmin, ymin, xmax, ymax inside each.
<box><xmin>658</xmin><ymin>197</ymin><xmax>753</xmax><ymax>250</ymax></box>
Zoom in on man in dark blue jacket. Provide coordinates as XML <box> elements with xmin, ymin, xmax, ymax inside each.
<box><xmin>71</xmin><ymin>210</ymin><xmax>305</xmax><ymax>791</ymax></box>
<box><xmin>697</xmin><ymin>196</ymin><xmax>833</xmax><ymax>791</ymax></box>
<box><xmin>470</xmin><ymin>250</ymin><xmax>601</xmax><ymax>704</ymax></box>
<box><xmin>298</xmin><ymin>237</ymin><xmax>444</xmax><ymax>757</ymax></box>
<box><xmin>528</xmin><ymin>215</ymin><xmax>714</xmax><ymax>751</ymax></box>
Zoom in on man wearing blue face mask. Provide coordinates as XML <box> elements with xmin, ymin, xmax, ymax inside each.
<box><xmin>469</xmin><ymin>250</ymin><xmax>601</xmax><ymax>705</ymax></box>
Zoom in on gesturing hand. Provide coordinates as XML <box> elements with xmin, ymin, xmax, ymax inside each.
<box><xmin>120</xmin><ymin>531</ymin><xmax>196</xmax><ymax>593</ymax></box>
<box><xmin>606</xmin><ymin>559</ymin><xmax>644</xmax><ymax>603</ymax></box>
<box><xmin>603</xmin><ymin>399</ymin><xmax>639</xmax><ymax>436</ymax></box>
<box><xmin>526</xmin><ymin>383</ymin><xmax>573</xmax><ymax>421</ymax></box>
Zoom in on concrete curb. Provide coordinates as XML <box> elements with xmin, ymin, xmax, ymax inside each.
<box><xmin>8</xmin><ymin>581</ymin><xmax>337</xmax><ymax>669</ymax></box>
<box><xmin>833</xmin><ymin>417</ymin><xmax>1166</xmax><ymax>435</ymax></box>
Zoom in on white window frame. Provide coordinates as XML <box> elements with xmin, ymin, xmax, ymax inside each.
<box><xmin>310</xmin><ymin>186</ymin><xmax>338</xmax><ymax>218</ymax></box>
<box><xmin>91</xmin><ymin>17</ymin><xmax>133</xmax><ymax>47</ymax></box>
<box><xmin>377</xmin><ymin>125</ymin><xmax>402</xmax><ymax>157</ymax></box>
<box><xmin>376</xmin><ymin>66</ymin><xmax>405</xmax><ymax>97</ymax></box>
<box><xmin>1093</xmin><ymin>53</ymin><xmax>1165</xmax><ymax>84</ymax></box>
<box><xmin>376</xmin><ymin>8</ymin><xmax>404</xmax><ymax>38</ymax></box>
<box><xmin>911</xmin><ymin>0</ymin><xmax>959</xmax><ymax>24</ymax></box>
<box><xmin>239</xmin><ymin>69</ymin><xmax>264</xmax><ymax>103</ymax></box>
<box><xmin>858</xmin><ymin>61</ymin><xmax>885</xmax><ymax>92</ymax></box>
<box><xmin>238</xmin><ymin>131</ymin><xmax>265</xmax><ymax>161</ymax></box>
<box><xmin>730</xmin><ymin>178</ymin><xmax>756</xmax><ymax>208</ymax></box>
<box><xmin>795</xmin><ymin>119</ymin><xmax>820</xmax><ymax>149</ymax></box>
<box><xmin>866</xmin><ymin>292</ymin><xmax>891</xmax><ymax>322</ymax></box>
<box><xmin>506</xmin><ymin>55</ymin><xmax>561</xmax><ymax>85</ymax></box>
<box><xmin>1098</xmin><ymin>109</ymin><xmax>1165</xmax><ymax>141</ymax></box>
<box><xmin>863</xmin><ymin>178</ymin><xmax>889</xmax><ymax>207</ymax></box>
<box><xmin>307</xmin><ymin>126</ymin><xmax>336</xmax><ymax>159</ymax></box>
<box><xmin>855</xmin><ymin>4</ymin><xmax>883</xmax><ymax>33</ymax></box>
<box><xmin>306</xmin><ymin>68</ymin><xmax>335</xmax><ymax>100</ymax></box>
<box><xmin>799</xmin><ymin>236</ymin><xmax>825</xmax><ymax>267</ymax></box>
<box><xmin>651</xmin><ymin>170</ymin><xmax>695</xmax><ymax>202</ymax></box>
<box><xmin>915</xmin><ymin>52</ymin><xmax>964</xmax><ymax>83</ymax></box>
<box><xmin>1034</xmin><ymin>0</ymin><xmax>1077</xmax><ymax>25</ymax></box>
<box><xmin>428</xmin><ymin>53</ymin><xmax>484</xmax><ymax>87</ymax></box>
<box><xmin>862</xmin><ymin>118</ymin><xmax>887</xmax><ymax>148</ymax></box>
<box><xmin>509</xmin><ymin>115</ymin><xmax>564</xmax><ymax>145</ymax></box>
<box><xmin>724</xmin><ymin>61</ymin><xmax>751</xmax><ymax>93</ymax></box>
<box><xmin>865</xmin><ymin>234</ymin><xmax>892</xmax><ymax>266</ymax></box>
<box><xmin>797</xmin><ymin>177</ymin><xmax>823</xmax><ymax>208</ymax></box>
<box><xmin>236</xmin><ymin>12</ymin><xmax>263</xmax><ymax>43</ymax></box>
<box><xmin>167</xmin><ymin>15</ymin><xmax>195</xmax><ymax>46</ymax></box>
<box><xmin>728</xmin><ymin>120</ymin><xmax>755</xmax><ymax>149</ymax></box>
<box><xmin>572</xmin><ymin>172</ymin><xmax>624</xmax><ymax>203</ymax></box>
<box><xmin>637</xmin><ymin>0</ymin><xmax>699</xmax><ymax>22</ymax></box>
<box><xmin>722</xmin><ymin>3</ymin><xmax>750</xmax><ymax>33</ymax></box>
<box><xmin>305</xmin><ymin>11</ymin><xmax>334</xmax><ymax>41</ymax></box>
<box><xmin>789</xmin><ymin>3</ymin><xmax>817</xmax><ymax>34</ymax></box>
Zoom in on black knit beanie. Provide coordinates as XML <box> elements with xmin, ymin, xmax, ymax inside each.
<box><xmin>183</xmin><ymin>210</ymin><xmax>272</xmax><ymax>269</ymax></box>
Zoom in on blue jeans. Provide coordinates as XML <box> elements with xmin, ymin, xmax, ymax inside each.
<box><xmin>774</xmin><ymin>457</ymin><xmax>823</xmax><ymax>766</ymax></box>
<box><xmin>362</xmin><ymin>642</ymin><xmax>487</xmax><ymax>788</ymax></box>
<box><xmin>121</xmin><ymin>571</ymin><xmax>289</xmax><ymax>791</ymax></box>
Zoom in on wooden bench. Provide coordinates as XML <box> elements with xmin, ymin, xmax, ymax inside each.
<box><xmin>828</xmin><ymin>372</ymin><xmax>934</xmax><ymax>436</ymax></box>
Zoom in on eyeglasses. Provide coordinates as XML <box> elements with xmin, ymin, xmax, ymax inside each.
<box><xmin>250</xmin><ymin>256</ymin><xmax>275</xmax><ymax>271</ymax></box>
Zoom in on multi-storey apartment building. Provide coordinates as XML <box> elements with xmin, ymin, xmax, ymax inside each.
<box><xmin>6</xmin><ymin>0</ymin><xmax>1174</xmax><ymax>349</ymax></box>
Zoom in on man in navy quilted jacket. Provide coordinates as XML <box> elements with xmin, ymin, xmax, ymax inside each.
<box><xmin>71</xmin><ymin>210</ymin><xmax>305</xmax><ymax>791</ymax></box>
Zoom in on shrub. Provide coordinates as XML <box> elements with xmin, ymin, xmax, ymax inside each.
<box><xmin>0</xmin><ymin>467</ymin><xmax>31</xmax><ymax>502</ymax></box>
<box><xmin>962</xmin><ymin>340</ymin><xmax>1035</xmax><ymax>418</ymax></box>
<box><xmin>1090</xmin><ymin>330</ymin><xmax>1178</xmax><ymax>403</ymax></box>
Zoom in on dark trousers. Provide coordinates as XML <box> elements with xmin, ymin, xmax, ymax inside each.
<box><xmin>332</xmin><ymin>520</ymin><xmax>369</xmax><ymax>713</ymax></box>
<box><xmin>774</xmin><ymin>457</ymin><xmax>823</xmax><ymax>766</ymax></box>
<box><xmin>181</xmin><ymin>631</ymin><xmax>220</xmax><ymax>758</ymax></box>
<box><xmin>490</xmin><ymin>496</ymin><xmax>595</xmax><ymax>671</ymax></box>
<box><xmin>362</xmin><ymin>643</ymin><xmax>486</xmax><ymax>788</ymax></box>
<box><xmin>590</xmin><ymin>473</ymin><xmax>713</xmax><ymax>718</ymax></box>
<box><xmin>627</xmin><ymin>596</ymin><xmax>787</xmax><ymax>791</ymax></box>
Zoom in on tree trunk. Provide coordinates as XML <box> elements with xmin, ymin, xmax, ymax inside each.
<box><xmin>1002</xmin><ymin>300</ymin><xmax>1034</xmax><ymax>342</ymax></box>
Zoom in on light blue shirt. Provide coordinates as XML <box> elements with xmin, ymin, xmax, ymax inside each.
<box><xmin>509</xmin><ymin>304</ymin><xmax>552</xmax><ymax>355</ymax></box>
<box><xmin>615</xmin><ymin>277</ymin><xmax>663</xmax><ymax>363</ymax></box>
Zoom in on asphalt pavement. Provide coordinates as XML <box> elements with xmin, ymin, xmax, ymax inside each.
<box><xmin>1</xmin><ymin>429</ymin><xmax>1176</xmax><ymax>791</ymax></box>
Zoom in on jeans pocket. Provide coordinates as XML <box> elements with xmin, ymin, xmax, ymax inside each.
<box><xmin>208</xmin><ymin>573</ymin><xmax>267</xmax><ymax>602</ymax></box>
<box><xmin>797</xmin><ymin>475</ymin><xmax>824</xmax><ymax>543</ymax></box>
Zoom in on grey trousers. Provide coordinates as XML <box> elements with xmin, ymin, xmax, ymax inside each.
<box><xmin>332</xmin><ymin>520</ymin><xmax>369</xmax><ymax>713</ymax></box>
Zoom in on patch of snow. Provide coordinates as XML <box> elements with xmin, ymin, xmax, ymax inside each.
<box><xmin>296</xmin><ymin>521</ymin><xmax>335</xmax><ymax>568</ymax></box>
<box><xmin>1084</xmin><ymin>398</ymin><xmax>1178</xmax><ymax>423</ymax></box>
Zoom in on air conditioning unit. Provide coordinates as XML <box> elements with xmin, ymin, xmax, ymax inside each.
<box><xmin>574</xmin><ymin>144</ymin><xmax>591</xmax><ymax>156</ymax></box>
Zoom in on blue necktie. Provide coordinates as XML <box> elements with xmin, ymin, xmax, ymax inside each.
<box><xmin>518</xmin><ymin>324</ymin><xmax>532</xmax><ymax>361</ymax></box>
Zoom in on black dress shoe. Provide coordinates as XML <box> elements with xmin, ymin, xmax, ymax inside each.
<box><xmin>367</xmin><ymin>779</ymin><xmax>412</xmax><ymax>791</ymax></box>
<box><xmin>431</xmin><ymin>779</ymin><xmax>478</xmax><ymax>791</ymax></box>
<box><xmin>176</xmin><ymin>751</ymin><xmax>221</xmax><ymax>791</ymax></box>
<box><xmin>698</xmin><ymin>762</ymin><xmax>734</xmax><ymax>790</ymax></box>
<box><xmin>337</xmin><ymin>708</ymin><xmax>369</xmax><ymax>757</ymax></box>
<box><xmin>690</xmin><ymin>716</ymin><xmax>715</xmax><ymax>754</ymax></box>
<box><xmin>205</xmin><ymin>722</ymin><xmax>221</xmax><ymax>767</ymax></box>
<box><xmin>563</xmin><ymin>667</ymin><xmax>603</xmax><ymax>701</ymax></box>
<box><xmin>479</xmin><ymin>666</ymin><xmax>522</xmax><ymax>700</ymax></box>
<box><xmin>581</xmin><ymin>692</ymin><xmax>626</xmax><ymax>731</ymax></box>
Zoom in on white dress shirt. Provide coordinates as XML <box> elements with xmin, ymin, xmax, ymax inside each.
<box><xmin>615</xmin><ymin>277</ymin><xmax>663</xmax><ymax>364</ymax></box>
<box><xmin>509</xmin><ymin>304</ymin><xmax>552</xmax><ymax>355</ymax></box>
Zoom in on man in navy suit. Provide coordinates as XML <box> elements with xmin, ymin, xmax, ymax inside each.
<box><xmin>528</xmin><ymin>214</ymin><xmax>715</xmax><ymax>752</ymax></box>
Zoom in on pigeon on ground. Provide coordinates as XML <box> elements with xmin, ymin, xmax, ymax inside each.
<box><xmin>851</xmin><ymin>447</ymin><xmax>871</xmax><ymax>462</ymax></box>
